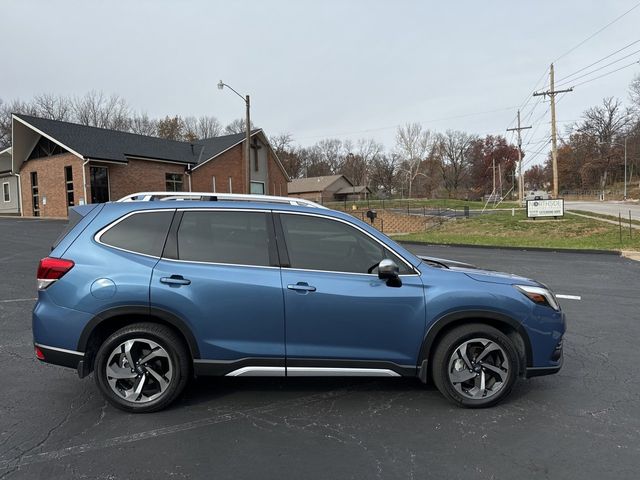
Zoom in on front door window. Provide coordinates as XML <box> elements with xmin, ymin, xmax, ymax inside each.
<box><xmin>90</xmin><ymin>166</ymin><xmax>109</xmax><ymax>203</ymax></box>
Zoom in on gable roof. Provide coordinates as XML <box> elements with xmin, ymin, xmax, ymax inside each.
<box><xmin>12</xmin><ymin>114</ymin><xmax>290</xmax><ymax>181</ymax></box>
<box><xmin>13</xmin><ymin>114</ymin><xmax>268</xmax><ymax>167</ymax></box>
<box><xmin>288</xmin><ymin>175</ymin><xmax>351</xmax><ymax>194</ymax></box>
<box><xmin>14</xmin><ymin>114</ymin><xmax>202</xmax><ymax>164</ymax></box>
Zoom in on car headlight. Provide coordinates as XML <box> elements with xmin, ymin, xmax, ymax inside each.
<box><xmin>515</xmin><ymin>285</ymin><xmax>560</xmax><ymax>311</ymax></box>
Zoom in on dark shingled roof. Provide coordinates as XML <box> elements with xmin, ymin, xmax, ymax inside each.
<box><xmin>14</xmin><ymin>114</ymin><xmax>258</xmax><ymax>165</ymax></box>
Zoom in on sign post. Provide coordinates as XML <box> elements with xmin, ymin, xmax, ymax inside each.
<box><xmin>526</xmin><ymin>199</ymin><xmax>564</xmax><ymax>220</ymax></box>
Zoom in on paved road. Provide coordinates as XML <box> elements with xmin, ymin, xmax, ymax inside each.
<box><xmin>566</xmin><ymin>200</ymin><xmax>640</xmax><ymax>222</ymax></box>
<box><xmin>1</xmin><ymin>218</ymin><xmax>639</xmax><ymax>479</ymax></box>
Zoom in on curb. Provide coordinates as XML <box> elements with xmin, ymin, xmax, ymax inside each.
<box><xmin>397</xmin><ymin>240</ymin><xmax>621</xmax><ymax>255</ymax></box>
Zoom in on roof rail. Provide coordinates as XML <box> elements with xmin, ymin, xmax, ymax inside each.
<box><xmin>116</xmin><ymin>192</ymin><xmax>328</xmax><ymax>209</ymax></box>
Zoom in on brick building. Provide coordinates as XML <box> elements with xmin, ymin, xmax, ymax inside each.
<box><xmin>10</xmin><ymin>114</ymin><xmax>290</xmax><ymax>217</ymax></box>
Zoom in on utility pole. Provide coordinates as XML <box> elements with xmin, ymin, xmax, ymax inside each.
<box><xmin>533</xmin><ymin>64</ymin><xmax>573</xmax><ymax>198</ymax></box>
<box><xmin>245</xmin><ymin>94</ymin><xmax>251</xmax><ymax>194</ymax></box>
<box><xmin>507</xmin><ymin>110</ymin><xmax>531</xmax><ymax>204</ymax></box>
<box><xmin>492</xmin><ymin>157</ymin><xmax>496</xmax><ymax>199</ymax></box>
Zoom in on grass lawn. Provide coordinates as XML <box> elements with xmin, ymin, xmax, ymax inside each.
<box><xmin>394</xmin><ymin>210</ymin><xmax>640</xmax><ymax>251</ymax></box>
<box><xmin>326</xmin><ymin>198</ymin><xmax>520</xmax><ymax>210</ymax></box>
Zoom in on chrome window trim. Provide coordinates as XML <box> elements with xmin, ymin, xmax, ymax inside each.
<box><xmin>94</xmin><ymin>208</ymin><xmax>174</xmax><ymax>259</ymax></box>
<box><xmin>161</xmin><ymin>257</ymin><xmax>280</xmax><ymax>270</ymax></box>
<box><xmin>94</xmin><ymin>207</ymin><xmax>420</xmax><ymax>276</ymax></box>
<box><xmin>277</xmin><ymin>211</ymin><xmax>419</xmax><ymax>276</ymax></box>
<box><xmin>34</xmin><ymin>343</ymin><xmax>85</xmax><ymax>357</ymax></box>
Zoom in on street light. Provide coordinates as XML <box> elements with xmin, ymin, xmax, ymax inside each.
<box><xmin>598</xmin><ymin>138</ymin><xmax>628</xmax><ymax>200</ymax></box>
<box><xmin>218</xmin><ymin>80</ymin><xmax>251</xmax><ymax>194</ymax></box>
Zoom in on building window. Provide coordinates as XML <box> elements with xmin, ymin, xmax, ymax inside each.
<box><xmin>90</xmin><ymin>166</ymin><xmax>110</xmax><ymax>203</ymax></box>
<box><xmin>250</xmin><ymin>181</ymin><xmax>265</xmax><ymax>195</ymax></box>
<box><xmin>165</xmin><ymin>173</ymin><xmax>183</xmax><ymax>192</ymax></box>
<box><xmin>212</xmin><ymin>176</ymin><xmax>216</xmax><ymax>193</ymax></box>
<box><xmin>228</xmin><ymin>176</ymin><xmax>232</xmax><ymax>193</ymax></box>
<box><xmin>30</xmin><ymin>172</ymin><xmax>39</xmax><ymax>216</ymax></box>
<box><xmin>65</xmin><ymin>166</ymin><xmax>74</xmax><ymax>207</ymax></box>
<box><xmin>27</xmin><ymin>137</ymin><xmax>66</xmax><ymax>160</ymax></box>
<box><xmin>2</xmin><ymin>182</ymin><xmax>9</xmax><ymax>202</ymax></box>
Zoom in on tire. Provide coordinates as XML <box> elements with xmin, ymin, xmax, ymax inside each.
<box><xmin>431</xmin><ymin>323</ymin><xmax>519</xmax><ymax>408</ymax></box>
<box><xmin>94</xmin><ymin>322</ymin><xmax>190</xmax><ymax>413</ymax></box>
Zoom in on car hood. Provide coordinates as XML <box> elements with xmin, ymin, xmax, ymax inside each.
<box><xmin>417</xmin><ymin>255</ymin><xmax>540</xmax><ymax>286</ymax></box>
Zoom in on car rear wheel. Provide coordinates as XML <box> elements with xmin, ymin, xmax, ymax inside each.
<box><xmin>94</xmin><ymin>323</ymin><xmax>190</xmax><ymax>413</ymax></box>
<box><xmin>432</xmin><ymin>324</ymin><xmax>519</xmax><ymax>408</ymax></box>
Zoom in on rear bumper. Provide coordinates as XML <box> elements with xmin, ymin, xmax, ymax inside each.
<box><xmin>34</xmin><ymin>343</ymin><xmax>84</xmax><ymax>370</ymax></box>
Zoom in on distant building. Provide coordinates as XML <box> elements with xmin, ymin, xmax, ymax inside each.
<box><xmin>0</xmin><ymin>148</ymin><xmax>20</xmax><ymax>215</ymax></box>
<box><xmin>288</xmin><ymin>174</ymin><xmax>370</xmax><ymax>203</ymax></box>
<box><xmin>8</xmin><ymin>114</ymin><xmax>290</xmax><ymax>217</ymax></box>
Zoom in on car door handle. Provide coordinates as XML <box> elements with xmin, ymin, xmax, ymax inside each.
<box><xmin>160</xmin><ymin>275</ymin><xmax>191</xmax><ymax>286</ymax></box>
<box><xmin>287</xmin><ymin>282</ymin><xmax>316</xmax><ymax>292</ymax></box>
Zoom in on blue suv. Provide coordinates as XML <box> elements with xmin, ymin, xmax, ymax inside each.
<box><xmin>33</xmin><ymin>192</ymin><xmax>565</xmax><ymax>412</ymax></box>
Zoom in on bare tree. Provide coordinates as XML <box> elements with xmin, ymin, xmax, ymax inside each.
<box><xmin>0</xmin><ymin>98</ymin><xmax>38</xmax><ymax>149</ymax></box>
<box><xmin>630</xmin><ymin>74</ymin><xmax>640</xmax><ymax>111</ymax></box>
<box><xmin>369</xmin><ymin>153</ymin><xmax>398</xmax><ymax>197</ymax></box>
<box><xmin>578</xmin><ymin>97</ymin><xmax>634</xmax><ymax>189</ymax></box>
<box><xmin>72</xmin><ymin>91</ymin><xmax>131</xmax><ymax>130</ymax></box>
<box><xmin>183</xmin><ymin>116</ymin><xmax>222</xmax><ymax>140</ymax></box>
<box><xmin>270</xmin><ymin>133</ymin><xmax>305</xmax><ymax>178</ymax></box>
<box><xmin>316</xmin><ymin>138</ymin><xmax>344</xmax><ymax>174</ymax></box>
<box><xmin>434</xmin><ymin>130</ymin><xmax>476</xmax><ymax>196</ymax></box>
<box><xmin>340</xmin><ymin>138</ymin><xmax>383</xmax><ymax>186</ymax></box>
<box><xmin>300</xmin><ymin>145</ymin><xmax>332</xmax><ymax>177</ymax></box>
<box><xmin>33</xmin><ymin>93</ymin><xmax>73</xmax><ymax>121</ymax></box>
<box><xmin>224</xmin><ymin>118</ymin><xmax>255</xmax><ymax>135</ymax></box>
<box><xmin>395</xmin><ymin>123</ymin><xmax>433</xmax><ymax>198</ymax></box>
<box><xmin>130</xmin><ymin>113</ymin><xmax>158</xmax><ymax>137</ymax></box>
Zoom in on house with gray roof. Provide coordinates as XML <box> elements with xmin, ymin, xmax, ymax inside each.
<box><xmin>288</xmin><ymin>174</ymin><xmax>370</xmax><ymax>203</ymax></box>
<box><xmin>9</xmin><ymin>114</ymin><xmax>289</xmax><ymax>217</ymax></box>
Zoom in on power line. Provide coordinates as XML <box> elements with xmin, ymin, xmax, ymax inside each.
<box><xmin>572</xmin><ymin>59</ymin><xmax>640</xmax><ymax>88</ymax></box>
<box><xmin>555</xmin><ymin>38</ymin><xmax>640</xmax><ymax>84</ymax></box>
<box><xmin>555</xmin><ymin>48</ymin><xmax>640</xmax><ymax>88</ymax></box>
<box><xmin>553</xmin><ymin>1</ymin><xmax>640</xmax><ymax>63</ymax></box>
<box><xmin>295</xmin><ymin>104</ymin><xmax>520</xmax><ymax>140</ymax></box>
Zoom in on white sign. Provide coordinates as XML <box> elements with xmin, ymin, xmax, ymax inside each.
<box><xmin>527</xmin><ymin>199</ymin><xmax>564</xmax><ymax>218</ymax></box>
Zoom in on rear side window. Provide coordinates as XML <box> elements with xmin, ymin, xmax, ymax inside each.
<box><xmin>100</xmin><ymin>211</ymin><xmax>174</xmax><ymax>257</ymax></box>
<box><xmin>177</xmin><ymin>211</ymin><xmax>271</xmax><ymax>266</ymax></box>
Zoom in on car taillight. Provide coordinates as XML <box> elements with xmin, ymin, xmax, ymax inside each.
<box><xmin>35</xmin><ymin>346</ymin><xmax>45</xmax><ymax>360</ymax></box>
<box><xmin>37</xmin><ymin>257</ymin><xmax>75</xmax><ymax>290</ymax></box>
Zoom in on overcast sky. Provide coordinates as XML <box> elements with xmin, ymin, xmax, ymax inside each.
<box><xmin>3</xmin><ymin>0</ymin><xmax>640</xmax><ymax>163</ymax></box>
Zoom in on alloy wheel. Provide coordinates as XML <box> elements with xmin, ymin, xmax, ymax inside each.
<box><xmin>105</xmin><ymin>338</ymin><xmax>173</xmax><ymax>404</ymax></box>
<box><xmin>447</xmin><ymin>337</ymin><xmax>510</xmax><ymax>400</ymax></box>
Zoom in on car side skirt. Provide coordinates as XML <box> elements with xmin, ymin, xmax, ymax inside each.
<box><xmin>193</xmin><ymin>357</ymin><xmax>416</xmax><ymax>377</ymax></box>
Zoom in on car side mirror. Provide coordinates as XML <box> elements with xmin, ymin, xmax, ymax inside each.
<box><xmin>378</xmin><ymin>259</ymin><xmax>402</xmax><ymax>287</ymax></box>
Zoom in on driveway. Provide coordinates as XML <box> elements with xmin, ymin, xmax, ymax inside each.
<box><xmin>565</xmin><ymin>201</ymin><xmax>640</xmax><ymax>221</ymax></box>
<box><xmin>1</xmin><ymin>218</ymin><xmax>639</xmax><ymax>479</ymax></box>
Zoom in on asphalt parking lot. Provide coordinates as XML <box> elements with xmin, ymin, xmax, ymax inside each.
<box><xmin>1</xmin><ymin>217</ymin><xmax>639</xmax><ymax>479</ymax></box>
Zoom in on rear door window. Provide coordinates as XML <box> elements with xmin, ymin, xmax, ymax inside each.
<box><xmin>176</xmin><ymin>211</ymin><xmax>272</xmax><ymax>267</ymax></box>
<box><xmin>99</xmin><ymin>210</ymin><xmax>174</xmax><ymax>257</ymax></box>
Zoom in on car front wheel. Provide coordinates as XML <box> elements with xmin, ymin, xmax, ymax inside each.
<box><xmin>94</xmin><ymin>323</ymin><xmax>190</xmax><ymax>413</ymax></box>
<box><xmin>432</xmin><ymin>324</ymin><xmax>519</xmax><ymax>408</ymax></box>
